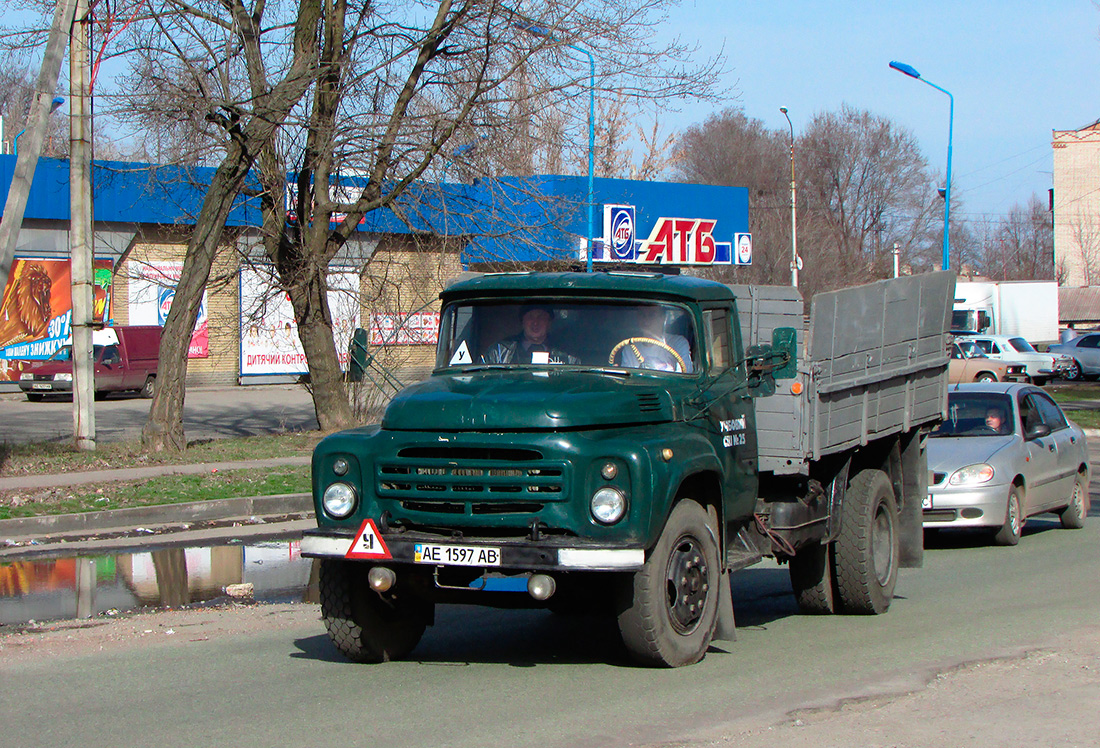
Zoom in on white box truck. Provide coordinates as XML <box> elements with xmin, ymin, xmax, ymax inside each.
<box><xmin>952</xmin><ymin>280</ymin><xmax>1059</xmax><ymax>345</ymax></box>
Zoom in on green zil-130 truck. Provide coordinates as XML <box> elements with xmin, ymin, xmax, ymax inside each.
<box><xmin>302</xmin><ymin>270</ymin><xmax>955</xmax><ymax>667</ymax></box>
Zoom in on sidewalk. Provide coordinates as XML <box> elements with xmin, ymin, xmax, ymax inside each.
<box><xmin>0</xmin><ymin>455</ymin><xmax>314</xmax><ymax>558</ymax></box>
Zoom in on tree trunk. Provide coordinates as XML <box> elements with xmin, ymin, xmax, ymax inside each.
<box><xmin>289</xmin><ymin>261</ymin><xmax>355</xmax><ymax>432</ymax></box>
<box><xmin>142</xmin><ymin>145</ymin><xmax>254</xmax><ymax>452</ymax></box>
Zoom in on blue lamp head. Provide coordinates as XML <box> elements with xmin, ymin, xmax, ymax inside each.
<box><xmin>889</xmin><ymin>61</ymin><xmax>921</xmax><ymax>79</ymax></box>
<box><xmin>50</xmin><ymin>96</ymin><xmax>65</xmax><ymax>113</ymax></box>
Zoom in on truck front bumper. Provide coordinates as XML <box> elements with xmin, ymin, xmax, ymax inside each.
<box><xmin>301</xmin><ymin>527</ymin><xmax>645</xmax><ymax>572</ymax></box>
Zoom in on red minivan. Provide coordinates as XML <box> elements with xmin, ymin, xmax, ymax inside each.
<box><xmin>18</xmin><ymin>326</ymin><xmax>162</xmax><ymax>401</ymax></box>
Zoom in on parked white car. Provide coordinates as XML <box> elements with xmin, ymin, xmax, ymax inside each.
<box><xmin>956</xmin><ymin>334</ymin><xmax>1071</xmax><ymax>386</ymax></box>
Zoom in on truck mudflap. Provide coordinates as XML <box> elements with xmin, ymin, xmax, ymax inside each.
<box><xmin>301</xmin><ymin>526</ymin><xmax>646</xmax><ymax>572</ymax></box>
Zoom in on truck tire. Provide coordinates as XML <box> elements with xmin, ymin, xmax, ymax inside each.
<box><xmin>834</xmin><ymin>470</ymin><xmax>898</xmax><ymax>614</ymax></box>
<box><xmin>140</xmin><ymin>376</ymin><xmax>155</xmax><ymax>398</ymax></box>
<box><xmin>318</xmin><ymin>559</ymin><xmax>431</xmax><ymax>663</ymax></box>
<box><xmin>617</xmin><ymin>499</ymin><xmax>720</xmax><ymax>667</ymax></box>
<box><xmin>993</xmin><ymin>486</ymin><xmax>1022</xmax><ymax>546</ymax></box>
<box><xmin>1058</xmin><ymin>474</ymin><xmax>1088</xmax><ymax>530</ymax></box>
<box><xmin>789</xmin><ymin>542</ymin><xmax>837</xmax><ymax>614</ymax></box>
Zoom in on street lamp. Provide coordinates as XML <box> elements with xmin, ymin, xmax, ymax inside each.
<box><xmin>13</xmin><ymin>96</ymin><xmax>66</xmax><ymax>154</ymax></box>
<box><xmin>889</xmin><ymin>61</ymin><xmax>953</xmax><ymax>271</ymax></box>
<box><xmin>779</xmin><ymin>106</ymin><xmax>799</xmax><ymax>287</ymax></box>
<box><xmin>516</xmin><ymin>23</ymin><xmax>596</xmax><ymax>271</ymax></box>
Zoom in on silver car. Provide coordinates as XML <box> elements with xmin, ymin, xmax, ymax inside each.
<box><xmin>1048</xmin><ymin>332</ymin><xmax>1100</xmax><ymax>381</ymax></box>
<box><xmin>925</xmin><ymin>382</ymin><xmax>1090</xmax><ymax>545</ymax></box>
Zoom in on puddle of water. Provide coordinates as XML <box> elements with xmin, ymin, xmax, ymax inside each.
<box><xmin>0</xmin><ymin>538</ymin><xmax>317</xmax><ymax>626</ymax></box>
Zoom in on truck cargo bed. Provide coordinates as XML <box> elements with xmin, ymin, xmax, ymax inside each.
<box><xmin>731</xmin><ymin>272</ymin><xmax>954</xmax><ymax>474</ymax></box>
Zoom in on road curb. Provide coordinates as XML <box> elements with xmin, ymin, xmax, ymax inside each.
<box><xmin>0</xmin><ymin>492</ymin><xmax>312</xmax><ymax>541</ymax></box>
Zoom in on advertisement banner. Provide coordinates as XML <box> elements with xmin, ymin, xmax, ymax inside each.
<box><xmin>368</xmin><ymin>311</ymin><xmax>440</xmax><ymax>346</ymax></box>
<box><xmin>0</xmin><ymin>257</ymin><xmax>113</xmax><ymax>382</ymax></box>
<box><xmin>591</xmin><ymin>204</ymin><xmax>748</xmax><ymax>266</ymax></box>
<box><xmin>127</xmin><ymin>261</ymin><xmax>208</xmax><ymax>358</ymax></box>
<box><xmin>239</xmin><ymin>265</ymin><xmax>360</xmax><ymax>376</ymax></box>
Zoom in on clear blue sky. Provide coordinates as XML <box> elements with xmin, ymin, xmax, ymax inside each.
<box><xmin>667</xmin><ymin>1</ymin><xmax>1100</xmax><ymax>225</ymax></box>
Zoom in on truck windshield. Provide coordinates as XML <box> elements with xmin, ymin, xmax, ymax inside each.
<box><xmin>437</xmin><ymin>300</ymin><xmax>697</xmax><ymax>373</ymax></box>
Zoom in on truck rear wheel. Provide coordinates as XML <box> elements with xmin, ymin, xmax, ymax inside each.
<box><xmin>617</xmin><ymin>499</ymin><xmax>720</xmax><ymax>667</ymax></box>
<box><xmin>789</xmin><ymin>541</ymin><xmax>837</xmax><ymax>614</ymax></box>
<box><xmin>140</xmin><ymin>376</ymin><xmax>155</xmax><ymax>398</ymax></box>
<box><xmin>318</xmin><ymin>559</ymin><xmax>431</xmax><ymax>663</ymax></box>
<box><xmin>834</xmin><ymin>470</ymin><xmax>898</xmax><ymax>614</ymax></box>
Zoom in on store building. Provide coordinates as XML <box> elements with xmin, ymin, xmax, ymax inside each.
<box><xmin>0</xmin><ymin>155</ymin><xmax>749</xmax><ymax>389</ymax></box>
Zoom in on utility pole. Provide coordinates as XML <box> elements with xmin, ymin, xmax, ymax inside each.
<box><xmin>71</xmin><ymin>0</ymin><xmax>95</xmax><ymax>450</ymax></box>
<box><xmin>0</xmin><ymin>0</ymin><xmax>77</xmax><ymax>297</ymax></box>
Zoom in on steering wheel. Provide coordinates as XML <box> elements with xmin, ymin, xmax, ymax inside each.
<box><xmin>608</xmin><ymin>337</ymin><xmax>687</xmax><ymax>372</ymax></box>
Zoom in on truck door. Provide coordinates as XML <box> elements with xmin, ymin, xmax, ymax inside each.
<box><xmin>700</xmin><ymin>305</ymin><xmax>757</xmax><ymax>546</ymax></box>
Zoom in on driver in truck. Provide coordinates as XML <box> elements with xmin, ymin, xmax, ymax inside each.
<box><xmin>481</xmin><ymin>304</ymin><xmax>578</xmax><ymax>365</ymax></box>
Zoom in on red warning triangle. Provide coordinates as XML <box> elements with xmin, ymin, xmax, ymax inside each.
<box><xmin>345</xmin><ymin>518</ymin><xmax>392</xmax><ymax>560</ymax></box>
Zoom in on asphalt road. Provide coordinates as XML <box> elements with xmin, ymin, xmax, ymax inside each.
<box><xmin>0</xmin><ymin>384</ymin><xmax>319</xmax><ymax>443</ymax></box>
<box><xmin>4</xmin><ymin>481</ymin><xmax>1100</xmax><ymax>748</ymax></box>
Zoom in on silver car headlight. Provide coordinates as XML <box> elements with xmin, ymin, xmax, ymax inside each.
<box><xmin>949</xmin><ymin>463</ymin><xmax>995</xmax><ymax>486</ymax></box>
<box><xmin>54</xmin><ymin>372</ymin><xmax>73</xmax><ymax>382</ymax></box>
<box><xmin>591</xmin><ymin>487</ymin><xmax>626</xmax><ymax>524</ymax></box>
<box><xmin>322</xmin><ymin>482</ymin><xmax>357</xmax><ymax>518</ymax></box>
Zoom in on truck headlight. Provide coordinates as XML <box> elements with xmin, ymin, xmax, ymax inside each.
<box><xmin>591</xmin><ymin>487</ymin><xmax>626</xmax><ymax>524</ymax></box>
<box><xmin>54</xmin><ymin>372</ymin><xmax>72</xmax><ymax>382</ymax></box>
<box><xmin>949</xmin><ymin>464</ymin><xmax>994</xmax><ymax>486</ymax></box>
<box><xmin>322</xmin><ymin>482</ymin><xmax>357</xmax><ymax>518</ymax></box>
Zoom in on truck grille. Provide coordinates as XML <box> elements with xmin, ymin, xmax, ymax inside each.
<box><xmin>377</xmin><ymin>446</ymin><xmax>568</xmax><ymax>516</ymax></box>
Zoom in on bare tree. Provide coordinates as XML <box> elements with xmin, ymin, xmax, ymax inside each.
<box><xmin>672</xmin><ymin>107</ymin><xmax>792</xmax><ymax>286</ymax></box>
<box><xmin>797</xmin><ymin>104</ymin><xmax>937</xmax><ymax>298</ymax></box>
<box><xmin>0</xmin><ymin>64</ymin><xmax>69</xmax><ymax>157</ymax></box>
<box><xmin>974</xmin><ymin>194</ymin><xmax>1054</xmax><ymax>281</ymax></box>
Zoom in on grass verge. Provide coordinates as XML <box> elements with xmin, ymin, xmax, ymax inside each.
<box><xmin>0</xmin><ymin>465</ymin><xmax>310</xmax><ymax>521</ymax></box>
<box><xmin>0</xmin><ymin>432</ymin><xmax>320</xmax><ymax>478</ymax></box>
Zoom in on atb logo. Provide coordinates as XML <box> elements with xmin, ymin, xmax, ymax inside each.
<box><xmin>606</xmin><ymin>205</ymin><xmax>637</xmax><ymax>260</ymax></box>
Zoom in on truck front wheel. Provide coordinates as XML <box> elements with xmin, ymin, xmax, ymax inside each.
<box><xmin>617</xmin><ymin>499</ymin><xmax>720</xmax><ymax>667</ymax></box>
<box><xmin>834</xmin><ymin>470</ymin><xmax>899</xmax><ymax>614</ymax></box>
<box><xmin>318</xmin><ymin>559</ymin><xmax>432</xmax><ymax>663</ymax></box>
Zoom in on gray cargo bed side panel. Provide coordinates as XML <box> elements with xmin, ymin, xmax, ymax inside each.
<box><xmin>808</xmin><ymin>272</ymin><xmax>954</xmax><ymax>460</ymax></box>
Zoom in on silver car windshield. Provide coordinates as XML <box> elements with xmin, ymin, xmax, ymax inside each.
<box><xmin>932</xmin><ymin>392</ymin><xmax>1015</xmax><ymax>437</ymax></box>
<box><xmin>436</xmin><ymin>300</ymin><xmax>697</xmax><ymax>374</ymax></box>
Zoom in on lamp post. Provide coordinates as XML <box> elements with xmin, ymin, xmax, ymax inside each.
<box><xmin>779</xmin><ymin>106</ymin><xmax>798</xmax><ymax>287</ymax></box>
<box><xmin>13</xmin><ymin>96</ymin><xmax>66</xmax><ymax>154</ymax></box>
<box><xmin>889</xmin><ymin>60</ymin><xmax>953</xmax><ymax>271</ymax></box>
<box><xmin>516</xmin><ymin>23</ymin><xmax>596</xmax><ymax>271</ymax></box>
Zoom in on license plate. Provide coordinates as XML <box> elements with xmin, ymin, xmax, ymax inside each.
<box><xmin>31</xmin><ymin>383</ymin><xmax>52</xmax><ymax>390</ymax></box>
<box><xmin>414</xmin><ymin>543</ymin><xmax>501</xmax><ymax>567</ymax></box>
<box><xmin>923</xmin><ymin>495</ymin><xmax>933</xmax><ymax>510</ymax></box>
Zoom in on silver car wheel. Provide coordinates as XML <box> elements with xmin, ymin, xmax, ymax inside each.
<box><xmin>994</xmin><ymin>486</ymin><xmax>1022</xmax><ymax>546</ymax></box>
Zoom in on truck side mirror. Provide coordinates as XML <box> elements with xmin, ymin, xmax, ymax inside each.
<box><xmin>770</xmin><ymin>327</ymin><xmax>797</xmax><ymax>379</ymax></box>
<box><xmin>745</xmin><ymin>344</ymin><xmax>777</xmax><ymax>397</ymax></box>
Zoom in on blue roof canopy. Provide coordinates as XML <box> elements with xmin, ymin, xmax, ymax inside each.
<box><xmin>0</xmin><ymin>155</ymin><xmax>749</xmax><ymax>266</ymax></box>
